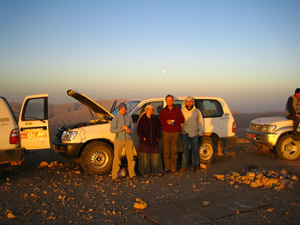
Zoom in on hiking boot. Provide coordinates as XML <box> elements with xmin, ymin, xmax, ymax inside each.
<box><xmin>180</xmin><ymin>167</ymin><xmax>187</xmax><ymax>172</ymax></box>
<box><xmin>112</xmin><ymin>178</ymin><xmax>121</xmax><ymax>183</ymax></box>
<box><xmin>194</xmin><ymin>166</ymin><xmax>201</xmax><ymax>173</ymax></box>
<box><xmin>171</xmin><ymin>170</ymin><xmax>179</xmax><ymax>175</ymax></box>
<box><xmin>130</xmin><ymin>176</ymin><xmax>138</xmax><ymax>181</ymax></box>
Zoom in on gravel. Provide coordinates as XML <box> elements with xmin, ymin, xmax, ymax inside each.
<box><xmin>1</xmin><ymin>139</ymin><xmax>299</xmax><ymax>225</ymax></box>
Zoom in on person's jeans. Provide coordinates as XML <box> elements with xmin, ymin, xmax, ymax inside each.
<box><xmin>138</xmin><ymin>152</ymin><xmax>163</xmax><ymax>176</ymax></box>
<box><xmin>182</xmin><ymin>134</ymin><xmax>199</xmax><ymax>168</ymax></box>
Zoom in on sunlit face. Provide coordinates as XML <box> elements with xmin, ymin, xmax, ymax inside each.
<box><xmin>166</xmin><ymin>96</ymin><xmax>174</xmax><ymax>107</ymax></box>
<box><xmin>186</xmin><ymin>100</ymin><xmax>193</xmax><ymax>108</ymax></box>
<box><xmin>146</xmin><ymin>107</ymin><xmax>154</xmax><ymax>117</ymax></box>
<box><xmin>119</xmin><ymin>107</ymin><xmax>127</xmax><ymax>115</ymax></box>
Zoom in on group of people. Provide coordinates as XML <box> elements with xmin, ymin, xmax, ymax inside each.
<box><xmin>110</xmin><ymin>88</ymin><xmax>300</xmax><ymax>182</ymax></box>
<box><xmin>110</xmin><ymin>95</ymin><xmax>204</xmax><ymax>182</ymax></box>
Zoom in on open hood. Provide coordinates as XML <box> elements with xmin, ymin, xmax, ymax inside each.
<box><xmin>67</xmin><ymin>89</ymin><xmax>114</xmax><ymax>119</ymax></box>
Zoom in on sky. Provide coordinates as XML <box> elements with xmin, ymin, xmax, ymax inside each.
<box><xmin>1</xmin><ymin>0</ymin><xmax>299</xmax><ymax>113</ymax></box>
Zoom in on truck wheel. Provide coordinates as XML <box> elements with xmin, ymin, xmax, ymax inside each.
<box><xmin>199</xmin><ymin>137</ymin><xmax>217</xmax><ymax>164</ymax></box>
<box><xmin>80</xmin><ymin>142</ymin><xmax>113</xmax><ymax>175</ymax></box>
<box><xmin>275</xmin><ymin>135</ymin><xmax>300</xmax><ymax>160</ymax></box>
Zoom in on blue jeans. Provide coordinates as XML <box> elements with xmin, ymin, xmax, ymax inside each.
<box><xmin>182</xmin><ymin>134</ymin><xmax>199</xmax><ymax>168</ymax></box>
<box><xmin>138</xmin><ymin>152</ymin><xmax>163</xmax><ymax>176</ymax></box>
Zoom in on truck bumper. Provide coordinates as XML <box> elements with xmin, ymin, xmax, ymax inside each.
<box><xmin>52</xmin><ymin>139</ymin><xmax>83</xmax><ymax>158</ymax></box>
<box><xmin>246</xmin><ymin>129</ymin><xmax>277</xmax><ymax>147</ymax></box>
<box><xmin>0</xmin><ymin>148</ymin><xmax>24</xmax><ymax>165</ymax></box>
<box><xmin>221</xmin><ymin>136</ymin><xmax>238</xmax><ymax>148</ymax></box>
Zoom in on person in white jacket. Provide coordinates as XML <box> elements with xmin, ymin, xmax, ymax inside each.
<box><xmin>180</xmin><ymin>96</ymin><xmax>204</xmax><ymax>173</ymax></box>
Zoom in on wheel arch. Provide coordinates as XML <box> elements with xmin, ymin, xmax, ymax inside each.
<box><xmin>272</xmin><ymin>131</ymin><xmax>293</xmax><ymax>151</ymax></box>
<box><xmin>202</xmin><ymin>133</ymin><xmax>223</xmax><ymax>156</ymax></box>
<box><xmin>79</xmin><ymin>138</ymin><xmax>114</xmax><ymax>157</ymax></box>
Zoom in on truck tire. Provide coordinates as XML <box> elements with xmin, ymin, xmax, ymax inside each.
<box><xmin>80</xmin><ymin>141</ymin><xmax>113</xmax><ymax>175</ymax></box>
<box><xmin>275</xmin><ymin>134</ymin><xmax>300</xmax><ymax>160</ymax></box>
<box><xmin>199</xmin><ymin>136</ymin><xmax>217</xmax><ymax>165</ymax></box>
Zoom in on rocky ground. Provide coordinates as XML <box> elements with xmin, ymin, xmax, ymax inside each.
<box><xmin>0</xmin><ymin>138</ymin><xmax>299</xmax><ymax>225</ymax></box>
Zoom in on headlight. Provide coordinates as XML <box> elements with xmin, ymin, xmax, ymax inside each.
<box><xmin>61</xmin><ymin>131</ymin><xmax>78</xmax><ymax>141</ymax></box>
<box><xmin>261</xmin><ymin>125</ymin><xmax>276</xmax><ymax>133</ymax></box>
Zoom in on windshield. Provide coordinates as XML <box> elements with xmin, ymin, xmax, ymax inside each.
<box><xmin>111</xmin><ymin>100</ymin><xmax>140</xmax><ymax>116</ymax></box>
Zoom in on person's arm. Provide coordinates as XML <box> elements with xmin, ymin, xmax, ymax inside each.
<box><xmin>155</xmin><ymin>117</ymin><xmax>161</xmax><ymax>140</ymax></box>
<box><xmin>159</xmin><ymin>109</ymin><xmax>167</xmax><ymax>127</ymax></box>
<box><xmin>110</xmin><ymin>117</ymin><xmax>122</xmax><ymax>133</ymax></box>
<box><xmin>176</xmin><ymin>108</ymin><xmax>185</xmax><ymax>125</ymax></box>
<box><xmin>137</xmin><ymin>118</ymin><xmax>144</xmax><ymax>139</ymax></box>
<box><xmin>128</xmin><ymin>116</ymin><xmax>134</xmax><ymax>133</ymax></box>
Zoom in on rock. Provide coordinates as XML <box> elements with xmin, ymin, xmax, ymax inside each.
<box><xmin>7</xmin><ymin>212</ymin><xmax>16</xmax><ymax>219</ymax></box>
<box><xmin>133</xmin><ymin>198</ymin><xmax>147</xmax><ymax>210</ymax></box>
<box><xmin>48</xmin><ymin>161</ymin><xmax>58</xmax><ymax>168</ymax></box>
<box><xmin>200</xmin><ymin>163</ymin><xmax>207</xmax><ymax>169</ymax></box>
<box><xmin>212</xmin><ymin>168</ymin><xmax>297</xmax><ymax>191</ymax></box>
<box><xmin>250</xmin><ymin>181</ymin><xmax>259</xmax><ymax>188</ymax></box>
<box><xmin>274</xmin><ymin>187</ymin><xmax>281</xmax><ymax>192</ymax></box>
<box><xmin>39</xmin><ymin>161</ymin><xmax>49</xmax><ymax>168</ymax></box>
<box><xmin>214</xmin><ymin>174</ymin><xmax>225</xmax><ymax>181</ymax></box>
<box><xmin>202</xmin><ymin>201</ymin><xmax>210</xmax><ymax>207</ymax></box>
<box><xmin>256</xmin><ymin>173</ymin><xmax>263</xmax><ymax>179</ymax></box>
<box><xmin>246</xmin><ymin>172</ymin><xmax>256</xmax><ymax>180</ymax></box>
<box><xmin>277</xmin><ymin>180</ymin><xmax>287</xmax><ymax>190</ymax></box>
<box><xmin>291</xmin><ymin>176</ymin><xmax>298</xmax><ymax>181</ymax></box>
<box><xmin>280</xmin><ymin>168</ymin><xmax>288</xmax><ymax>175</ymax></box>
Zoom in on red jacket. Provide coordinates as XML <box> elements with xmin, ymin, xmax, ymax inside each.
<box><xmin>159</xmin><ymin>105</ymin><xmax>184</xmax><ymax>133</ymax></box>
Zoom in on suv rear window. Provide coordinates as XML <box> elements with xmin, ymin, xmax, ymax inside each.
<box><xmin>195</xmin><ymin>99</ymin><xmax>223</xmax><ymax>118</ymax></box>
<box><xmin>175</xmin><ymin>99</ymin><xmax>223</xmax><ymax>118</ymax></box>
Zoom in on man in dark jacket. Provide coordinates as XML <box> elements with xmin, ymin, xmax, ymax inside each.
<box><xmin>285</xmin><ymin>88</ymin><xmax>300</xmax><ymax>141</ymax></box>
<box><xmin>159</xmin><ymin>95</ymin><xmax>184</xmax><ymax>174</ymax></box>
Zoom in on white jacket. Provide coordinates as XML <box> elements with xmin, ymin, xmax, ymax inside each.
<box><xmin>181</xmin><ymin>105</ymin><xmax>204</xmax><ymax>137</ymax></box>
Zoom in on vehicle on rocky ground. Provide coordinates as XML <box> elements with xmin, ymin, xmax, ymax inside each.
<box><xmin>1</xmin><ymin>91</ymin><xmax>237</xmax><ymax>173</ymax></box>
<box><xmin>0</xmin><ymin>95</ymin><xmax>50</xmax><ymax>165</ymax></box>
<box><xmin>53</xmin><ymin>90</ymin><xmax>238</xmax><ymax>174</ymax></box>
<box><xmin>247</xmin><ymin>116</ymin><xmax>300</xmax><ymax>160</ymax></box>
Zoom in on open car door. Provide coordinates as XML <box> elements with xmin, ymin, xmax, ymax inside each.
<box><xmin>110</xmin><ymin>100</ymin><xmax>118</xmax><ymax>113</ymax></box>
<box><xmin>18</xmin><ymin>94</ymin><xmax>51</xmax><ymax>150</ymax></box>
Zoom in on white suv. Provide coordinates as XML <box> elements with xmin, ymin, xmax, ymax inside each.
<box><xmin>53</xmin><ymin>90</ymin><xmax>238</xmax><ymax>174</ymax></box>
<box><xmin>0</xmin><ymin>95</ymin><xmax>51</xmax><ymax>165</ymax></box>
<box><xmin>247</xmin><ymin>116</ymin><xmax>300</xmax><ymax>160</ymax></box>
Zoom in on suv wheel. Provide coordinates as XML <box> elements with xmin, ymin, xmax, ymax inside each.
<box><xmin>275</xmin><ymin>134</ymin><xmax>300</xmax><ymax>160</ymax></box>
<box><xmin>199</xmin><ymin>136</ymin><xmax>217</xmax><ymax>164</ymax></box>
<box><xmin>81</xmin><ymin>141</ymin><xmax>113</xmax><ymax>175</ymax></box>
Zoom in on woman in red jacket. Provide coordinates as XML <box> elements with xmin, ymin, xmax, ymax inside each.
<box><xmin>137</xmin><ymin>105</ymin><xmax>163</xmax><ymax>177</ymax></box>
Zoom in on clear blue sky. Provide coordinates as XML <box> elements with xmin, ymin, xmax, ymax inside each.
<box><xmin>1</xmin><ymin>0</ymin><xmax>299</xmax><ymax>113</ymax></box>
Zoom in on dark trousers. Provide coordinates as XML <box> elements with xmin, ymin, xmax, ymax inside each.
<box><xmin>287</xmin><ymin>115</ymin><xmax>300</xmax><ymax>133</ymax></box>
<box><xmin>162</xmin><ymin>131</ymin><xmax>179</xmax><ymax>172</ymax></box>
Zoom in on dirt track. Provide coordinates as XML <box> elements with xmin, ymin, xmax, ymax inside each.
<box><xmin>1</xmin><ymin>138</ymin><xmax>299</xmax><ymax>225</ymax></box>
